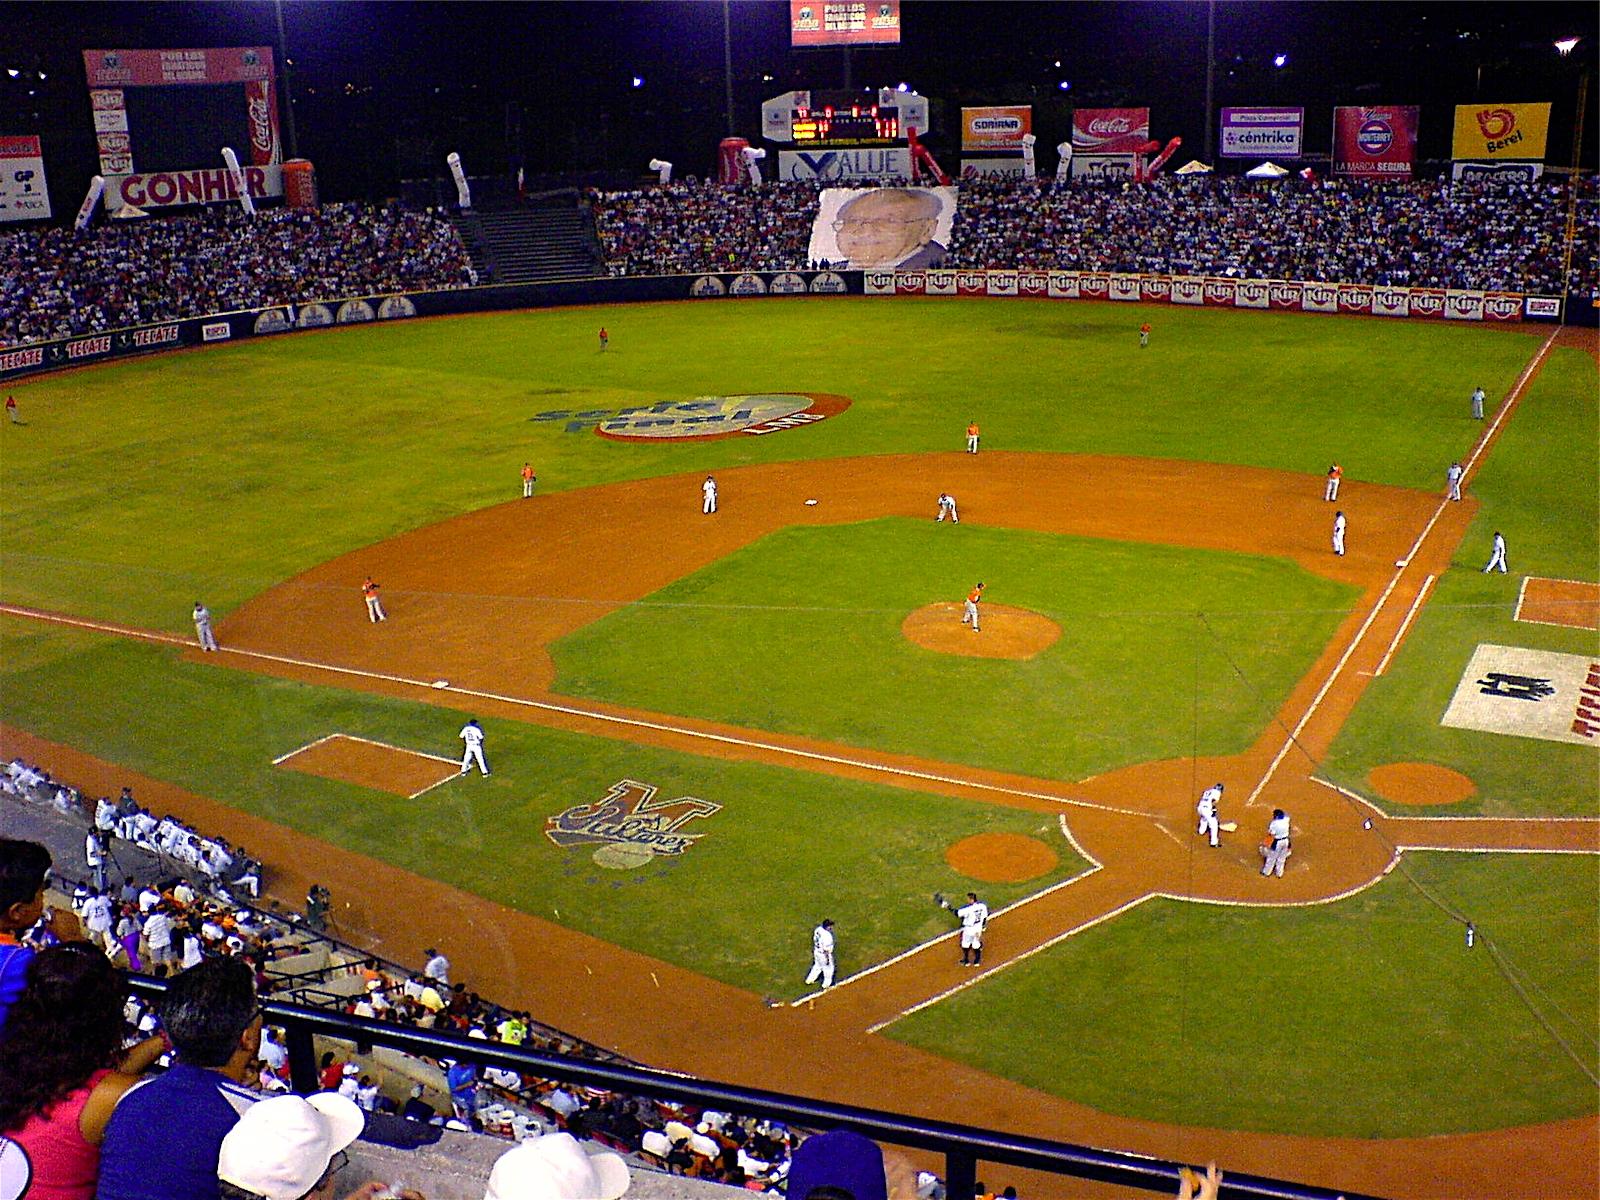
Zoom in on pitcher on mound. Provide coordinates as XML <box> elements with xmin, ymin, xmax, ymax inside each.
<box><xmin>961</xmin><ymin>582</ymin><xmax>985</xmax><ymax>632</ymax></box>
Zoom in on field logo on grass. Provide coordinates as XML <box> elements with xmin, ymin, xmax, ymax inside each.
<box><xmin>1441</xmin><ymin>644</ymin><xmax>1600</xmax><ymax>746</ymax></box>
<box><xmin>545</xmin><ymin>779</ymin><xmax>721</xmax><ymax>869</ymax></box>
<box><xmin>584</xmin><ymin>392</ymin><xmax>851</xmax><ymax>441</ymax></box>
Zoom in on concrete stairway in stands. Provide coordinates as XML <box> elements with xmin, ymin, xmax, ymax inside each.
<box><xmin>449</xmin><ymin>204</ymin><xmax>600</xmax><ymax>284</ymax></box>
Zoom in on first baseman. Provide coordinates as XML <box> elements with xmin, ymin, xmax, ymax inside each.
<box><xmin>805</xmin><ymin>918</ymin><xmax>836</xmax><ymax>989</ymax></box>
<box><xmin>458</xmin><ymin>718</ymin><xmax>490</xmax><ymax>775</ymax></box>
<box><xmin>936</xmin><ymin>493</ymin><xmax>959</xmax><ymax>523</ymax></box>
<box><xmin>1195</xmin><ymin>782</ymin><xmax>1223</xmax><ymax>847</ymax></box>
<box><xmin>1446</xmin><ymin>461</ymin><xmax>1464</xmax><ymax>501</ymax></box>
<box><xmin>192</xmin><ymin>602</ymin><xmax>218</xmax><ymax>652</ymax></box>
<box><xmin>961</xmin><ymin>582</ymin><xmax>985</xmax><ymax>631</ymax></box>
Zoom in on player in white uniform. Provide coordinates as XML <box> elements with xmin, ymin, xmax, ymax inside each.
<box><xmin>1482</xmin><ymin>530</ymin><xmax>1507</xmax><ymax>574</ymax></box>
<box><xmin>936</xmin><ymin>493</ymin><xmax>959</xmax><ymax>523</ymax></box>
<box><xmin>805</xmin><ymin>918</ymin><xmax>835</xmax><ymax>989</ymax></box>
<box><xmin>950</xmin><ymin>892</ymin><xmax>989</xmax><ymax>966</ymax></box>
<box><xmin>1195</xmin><ymin>782</ymin><xmax>1223</xmax><ymax>847</ymax></box>
<box><xmin>193</xmin><ymin>602</ymin><xmax>218</xmax><ymax>651</ymax></box>
<box><xmin>702</xmin><ymin>475</ymin><xmax>718</xmax><ymax>514</ymax></box>
<box><xmin>1470</xmin><ymin>386</ymin><xmax>1485</xmax><ymax>420</ymax></box>
<box><xmin>458</xmin><ymin>718</ymin><xmax>490</xmax><ymax>775</ymax></box>
<box><xmin>1261</xmin><ymin>809</ymin><xmax>1292</xmax><ymax>877</ymax></box>
<box><xmin>1446</xmin><ymin>461</ymin><xmax>1464</xmax><ymax>501</ymax></box>
<box><xmin>1332</xmin><ymin>511</ymin><xmax>1346</xmax><ymax>557</ymax></box>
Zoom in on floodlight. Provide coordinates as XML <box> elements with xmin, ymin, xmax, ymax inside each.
<box><xmin>1273</xmin><ymin>53</ymin><xmax>1287</xmax><ymax>68</ymax></box>
<box><xmin>1555</xmin><ymin>37</ymin><xmax>1580</xmax><ymax>55</ymax></box>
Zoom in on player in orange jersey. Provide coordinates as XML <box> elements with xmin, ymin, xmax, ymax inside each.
<box><xmin>961</xmin><ymin>582</ymin><xmax>985</xmax><ymax>631</ymax></box>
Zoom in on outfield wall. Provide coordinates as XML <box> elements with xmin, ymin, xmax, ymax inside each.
<box><xmin>0</xmin><ymin>266</ymin><xmax>1573</xmax><ymax>383</ymax></box>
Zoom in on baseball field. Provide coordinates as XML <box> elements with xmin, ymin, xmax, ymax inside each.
<box><xmin>1</xmin><ymin>298</ymin><xmax>1595</xmax><ymax>1198</ymax></box>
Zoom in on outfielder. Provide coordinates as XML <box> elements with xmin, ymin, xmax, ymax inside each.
<box><xmin>458</xmin><ymin>718</ymin><xmax>490</xmax><ymax>776</ymax></box>
<box><xmin>702</xmin><ymin>474</ymin><xmax>718</xmax><ymax>514</ymax></box>
<box><xmin>961</xmin><ymin>582</ymin><xmax>985</xmax><ymax>632</ymax></box>
<box><xmin>1139</xmin><ymin>322</ymin><xmax>1151</xmax><ymax>348</ymax></box>
<box><xmin>521</xmin><ymin>462</ymin><xmax>537</xmax><ymax>498</ymax></box>
<box><xmin>1332</xmin><ymin>511</ymin><xmax>1346</xmax><ymax>557</ymax></box>
<box><xmin>805</xmin><ymin>918</ymin><xmax>836</xmax><ymax>989</ymax></box>
<box><xmin>193</xmin><ymin>602</ymin><xmax>218</xmax><ymax>652</ymax></box>
<box><xmin>1195</xmin><ymin>782</ymin><xmax>1223</xmax><ymax>847</ymax></box>
<box><xmin>1324</xmin><ymin>464</ymin><xmax>1341</xmax><ymax>502</ymax></box>
<box><xmin>942</xmin><ymin>891</ymin><xmax>989</xmax><ymax>966</ymax></box>
<box><xmin>936</xmin><ymin>493</ymin><xmax>959</xmax><ymax>523</ymax></box>
<box><xmin>1261</xmin><ymin>809</ymin><xmax>1292</xmax><ymax>877</ymax></box>
<box><xmin>1482</xmin><ymin>530</ymin><xmax>1507</xmax><ymax>574</ymax></box>
<box><xmin>1446</xmin><ymin>461</ymin><xmax>1464</xmax><ymax>501</ymax></box>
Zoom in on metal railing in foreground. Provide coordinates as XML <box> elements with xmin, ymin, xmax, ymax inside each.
<box><xmin>127</xmin><ymin>976</ymin><xmax>1385</xmax><ymax>1200</ymax></box>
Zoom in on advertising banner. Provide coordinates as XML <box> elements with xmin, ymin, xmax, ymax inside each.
<box><xmin>1301</xmin><ymin>283</ymin><xmax>1338</xmax><ymax>313</ymax></box>
<box><xmin>1452</xmin><ymin>161</ymin><xmax>1544</xmax><ymax>182</ymax></box>
<box><xmin>1269</xmin><ymin>281</ymin><xmax>1303</xmax><ymax>310</ymax></box>
<box><xmin>1219</xmin><ymin>107</ymin><xmax>1304</xmax><ymax>159</ymax></box>
<box><xmin>1445</xmin><ymin>290</ymin><xmax>1485</xmax><ymax>321</ymax></box>
<box><xmin>1442</xmin><ymin>644</ymin><xmax>1599</xmax><ymax>747</ymax></box>
<box><xmin>779</xmin><ymin>148</ymin><xmax>911</xmax><ymax>182</ymax></box>
<box><xmin>1140</xmin><ymin>276</ymin><xmax>1170</xmax><ymax>302</ymax></box>
<box><xmin>1483</xmin><ymin>294</ymin><xmax>1522</xmax><ymax>322</ymax></box>
<box><xmin>1332</xmin><ymin>106</ymin><xmax>1419</xmax><ymax>178</ymax></box>
<box><xmin>1452</xmin><ymin>103</ymin><xmax>1550</xmax><ymax>161</ymax></box>
<box><xmin>1047</xmin><ymin>271</ymin><xmax>1080</xmax><ymax>299</ymax></box>
<box><xmin>1235</xmin><ymin>279</ymin><xmax>1270</xmax><ymax>309</ymax></box>
<box><xmin>1171</xmin><ymin>277</ymin><xmax>1204</xmax><ymax>305</ymax></box>
<box><xmin>1018</xmin><ymin>270</ymin><xmax>1048</xmax><ymax>298</ymax></box>
<box><xmin>103</xmin><ymin>165</ymin><xmax>283</xmax><ymax>210</ymax></box>
<box><xmin>925</xmin><ymin>269</ymin><xmax>956</xmax><ymax>295</ymax></box>
<box><xmin>807</xmin><ymin>186</ymin><xmax>956</xmax><ymax>269</ymax></box>
<box><xmin>1372</xmin><ymin>287</ymin><xmax>1410</xmax><ymax>318</ymax></box>
<box><xmin>960</xmin><ymin>158</ymin><xmax>1028</xmax><ymax>180</ymax></box>
<box><xmin>1337</xmin><ymin>284</ymin><xmax>1374</xmax><ymax>314</ymax></box>
<box><xmin>790</xmin><ymin>0</ymin><xmax>901</xmax><ymax>47</ymax></box>
<box><xmin>1071</xmin><ymin>107</ymin><xmax>1150</xmax><ymax>154</ymax></box>
<box><xmin>1108</xmin><ymin>275</ymin><xmax>1141</xmax><ymax>302</ymax></box>
<box><xmin>961</xmin><ymin>106</ymin><xmax>1031</xmax><ymax>152</ymax></box>
<box><xmin>1202</xmin><ymin>277</ymin><xmax>1236</xmax><ymax>307</ymax></box>
<box><xmin>1409</xmin><ymin>289</ymin><xmax>1445</xmax><ymax>319</ymax></box>
<box><xmin>1069</xmin><ymin>154</ymin><xmax>1136</xmax><ymax>181</ymax></box>
<box><xmin>0</xmin><ymin>135</ymin><xmax>51</xmax><ymax>222</ymax></box>
<box><xmin>985</xmin><ymin>270</ymin><xmax>1019</xmax><ymax>297</ymax></box>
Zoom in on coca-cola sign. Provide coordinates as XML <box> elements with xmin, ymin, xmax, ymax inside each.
<box><xmin>1072</xmin><ymin>107</ymin><xmax>1151</xmax><ymax>155</ymax></box>
<box><xmin>246</xmin><ymin>80</ymin><xmax>277</xmax><ymax>163</ymax></box>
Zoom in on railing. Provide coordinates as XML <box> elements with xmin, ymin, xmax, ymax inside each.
<box><xmin>126</xmin><ymin>976</ymin><xmax>1386</xmax><ymax>1200</ymax></box>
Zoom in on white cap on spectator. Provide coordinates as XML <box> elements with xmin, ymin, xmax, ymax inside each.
<box><xmin>218</xmin><ymin>1093</ymin><xmax>364</xmax><ymax>1200</ymax></box>
<box><xmin>342</xmin><ymin>1062</ymin><xmax>359</xmax><ymax>1076</ymax></box>
<box><xmin>484</xmin><ymin>1133</ymin><xmax>630</xmax><ymax>1200</ymax></box>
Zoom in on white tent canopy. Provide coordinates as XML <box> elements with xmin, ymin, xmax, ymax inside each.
<box><xmin>109</xmin><ymin>203</ymin><xmax>151</xmax><ymax>220</ymax></box>
<box><xmin>1173</xmin><ymin>160</ymin><xmax>1213</xmax><ymax>175</ymax></box>
<box><xmin>1245</xmin><ymin>161</ymin><xmax>1290</xmax><ymax>179</ymax></box>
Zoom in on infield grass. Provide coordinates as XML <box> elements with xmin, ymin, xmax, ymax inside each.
<box><xmin>888</xmin><ymin>851</ymin><xmax>1600</xmax><ymax>1137</ymax></box>
<box><xmin>0</xmin><ymin>615</ymin><xmax>1088</xmax><ymax>996</ymax></box>
<box><xmin>549</xmin><ymin>519</ymin><xmax>1356</xmax><ymax>781</ymax></box>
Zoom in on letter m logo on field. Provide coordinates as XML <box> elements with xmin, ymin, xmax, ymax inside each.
<box><xmin>544</xmin><ymin>779</ymin><xmax>721</xmax><ymax>854</ymax></box>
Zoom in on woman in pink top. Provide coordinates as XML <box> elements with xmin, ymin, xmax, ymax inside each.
<box><xmin>0</xmin><ymin>945</ymin><xmax>165</xmax><ymax>1199</ymax></box>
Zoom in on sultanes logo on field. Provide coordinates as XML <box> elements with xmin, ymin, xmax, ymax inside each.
<box><xmin>530</xmin><ymin>393</ymin><xmax>850</xmax><ymax>440</ymax></box>
<box><xmin>1441</xmin><ymin>644</ymin><xmax>1600</xmax><ymax>746</ymax></box>
<box><xmin>546</xmin><ymin>780</ymin><xmax>721</xmax><ymax>868</ymax></box>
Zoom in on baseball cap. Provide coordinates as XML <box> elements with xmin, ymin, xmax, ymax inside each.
<box><xmin>218</xmin><ymin>1093</ymin><xmax>365</xmax><ymax>1200</ymax></box>
<box><xmin>785</xmin><ymin>1129</ymin><xmax>888</xmax><ymax>1200</ymax></box>
<box><xmin>484</xmin><ymin>1132</ymin><xmax>631</xmax><ymax>1200</ymax></box>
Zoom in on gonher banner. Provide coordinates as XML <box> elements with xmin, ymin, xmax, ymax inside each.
<box><xmin>962</xmin><ymin>106</ymin><xmax>1032</xmax><ymax>152</ymax></box>
<box><xmin>104</xmin><ymin>165</ymin><xmax>283</xmax><ymax>210</ymax></box>
<box><xmin>1332</xmin><ymin>106</ymin><xmax>1419</xmax><ymax>178</ymax></box>
<box><xmin>790</xmin><ymin>0</ymin><xmax>901</xmax><ymax>47</ymax></box>
<box><xmin>1452</xmin><ymin>103</ymin><xmax>1551</xmax><ymax>161</ymax></box>
<box><xmin>1071</xmin><ymin>107</ymin><xmax>1150</xmax><ymax>155</ymax></box>
<box><xmin>809</xmin><ymin>186</ymin><xmax>956</xmax><ymax>269</ymax></box>
<box><xmin>82</xmin><ymin>48</ymin><xmax>281</xmax><ymax>195</ymax></box>
<box><xmin>0</xmin><ymin>136</ymin><xmax>51</xmax><ymax>222</ymax></box>
<box><xmin>1220</xmin><ymin>107</ymin><xmax>1304</xmax><ymax>159</ymax></box>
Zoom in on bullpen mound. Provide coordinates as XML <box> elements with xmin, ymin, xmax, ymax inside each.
<box><xmin>902</xmin><ymin>603</ymin><xmax>1061</xmax><ymax>660</ymax></box>
<box><xmin>1369</xmin><ymin>762</ymin><xmax>1477</xmax><ymax>807</ymax></box>
<box><xmin>945</xmin><ymin>832</ymin><xmax>1060</xmax><ymax>882</ymax></box>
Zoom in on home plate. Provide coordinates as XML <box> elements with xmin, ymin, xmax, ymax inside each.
<box><xmin>431</xmin><ymin>680</ymin><xmax>450</xmax><ymax>689</ymax></box>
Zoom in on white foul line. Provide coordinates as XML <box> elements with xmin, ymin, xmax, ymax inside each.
<box><xmin>1372</xmin><ymin>574</ymin><xmax>1434</xmax><ymax>677</ymax></box>
<box><xmin>0</xmin><ymin>603</ymin><xmax>1154</xmax><ymax>819</ymax></box>
<box><xmin>1309</xmin><ymin>775</ymin><xmax>1600</xmax><ymax>825</ymax></box>
<box><xmin>1513</xmin><ymin>574</ymin><xmax>1530</xmax><ymax>624</ymax></box>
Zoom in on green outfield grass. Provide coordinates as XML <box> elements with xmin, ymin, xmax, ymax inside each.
<box><xmin>1325</xmin><ymin>347</ymin><xmax>1599</xmax><ymax>816</ymax></box>
<box><xmin>0</xmin><ymin>615</ymin><xmax>1087</xmax><ymax>995</ymax></box>
<box><xmin>549</xmin><ymin>519</ymin><xmax>1356</xmax><ymax>781</ymax></box>
<box><xmin>1</xmin><ymin>301</ymin><xmax>1534</xmax><ymax>632</ymax></box>
<box><xmin>888</xmin><ymin>851</ymin><xmax>1600</xmax><ymax>1137</ymax></box>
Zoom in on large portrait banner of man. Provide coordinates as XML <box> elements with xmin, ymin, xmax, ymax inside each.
<box><xmin>809</xmin><ymin>186</ymin><xmax>957</xmax><ymax>270</ymax></box>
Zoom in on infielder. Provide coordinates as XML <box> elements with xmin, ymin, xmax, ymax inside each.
<box><xmin>1446</xmin><ymin>461</ymin><xmax>1464</xmax><ymax>502</ymax></box>
<box><xmin>961</xmin><ymin>582</ymin><xmax>985</xmax><ymax>632</ymax></box>
<box><xmin>966</xmin><ymin>421</ymin><xmax>980</xmax><ymax>454</ymax></box>
<box><xmin>1195</xmin><ymin>782</ymin><xmax>1223</xmax><ymax>847</ymax></box>
<box><xmin>521</xmin><ymin>462</ymin><xmax>537</xmax><ymax>498</ymax></box>
<box><xmin>942</xmin><ymin>891</ymin><xmax>989</xmax><ymax>966</ymax></box>
<box><xmin>805</xmin><ymin>918</ymin><xmax>836</xmax><ymax>989</ymax></box>
<box><xmin>1471</xmin><ymin>385</ymin><xmax>1485</xmax><ymax>420</ymax></box>
<box><xmin>1332</xmin><ymin>511</ymin><xmax>1346</xmax><ymax>557</ymax></box>
<box><xmin>1261</xmin><ymin>809</ymin><xmax>1292</xmax><ymax>877</ymax></box>
<box><xmin>1482</xmin><ymin>530</ymin><xmax>1507</xmax><ymax>574</ymax></box>
<box><xmin>458</xmin><ymin>718</ymin><xmax>490</xmax><ymax>776</ymax></box>
<box><xmin>936</xmin><ymin>493</ymin><xmax>959</xmax><ymax>523</ymax></box>
<box><xmin>1324</xmin><ymin>464</ymin><xmax>1341</xmax><ymax>502</ymax></box>
<box><xmin>192</xmin><ymin>602</ymin><xmax>218</xmax><ymax>652</ymax></box>
<box><xmin>362</xmin><ymin>577</ymin><xmax>387</xmax><ymax>622</ymax></box>
<box><xmin>702</xmin><ymin>474</ymin><xmax>718</xmax><ymax>514</ymax></box>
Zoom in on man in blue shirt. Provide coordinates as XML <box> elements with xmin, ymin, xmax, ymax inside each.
<box><xmin>0</xmin><ymin>839</ymin><xmax>54</xmax><ymax>1037</ymax></box>
<box><xmin>97</xmin><ymin>956</ymin><xmax>262</xmax><ymax>1200</ymax></box>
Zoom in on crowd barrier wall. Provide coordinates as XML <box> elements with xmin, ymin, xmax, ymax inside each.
<box><xmin>0</xmin><ymin>267</ymin><xmax>1572</xmax><ymax>383</ymax></box>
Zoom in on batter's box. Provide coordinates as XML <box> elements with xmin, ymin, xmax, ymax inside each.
<box><xmin>1514</xmin><ymin>577</ymin><xmax>1600</xmax><ymax>631</ymax></box>
<box><xmin>274</xmin><ymin>734</ymin><xmax>461</xmax><ymax>799</ymax></box>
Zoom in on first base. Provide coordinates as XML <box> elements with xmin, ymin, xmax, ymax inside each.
<box><xmin>1394</xmin><ymin>560</ymin><xmax>1407</xmax><ymax>568</ymax></box>
<box><xmin>431</xmin><ymin>680</ymin><xmax>450</xmax><ymax>689</ymax></box>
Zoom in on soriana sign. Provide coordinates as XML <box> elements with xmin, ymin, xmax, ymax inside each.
<box><xmin>962</xmin><ymin>106</ymin><xmax>1032</xmax><ymax>152</ymax></box>
<box><xmin>1332</xmin><ymin>106</ymin><xmax>1419</xmax><ymax>178</ymax></box>
<box><xmin>1451</xmin><ymin>103</ymin><xmax>1551</xmax><ymax>161</ymax></box>
<box><xmin>1072</xmin><ymin>107</ymin><xmax>1150</xmax><ymax>155</ymax></box>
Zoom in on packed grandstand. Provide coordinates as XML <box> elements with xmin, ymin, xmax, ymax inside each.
<box><xmin>2</xmin><ymin>176</ymin><xmax>1595</xmax><ymax>349</ymax></box>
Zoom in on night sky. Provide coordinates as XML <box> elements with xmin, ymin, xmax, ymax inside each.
<box><xmin>3</xmin><ymin>1</ymin><xmax>1594</xmax><ymax>206</ymax></box>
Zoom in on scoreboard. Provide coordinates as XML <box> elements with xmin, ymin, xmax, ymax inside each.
<box><xmin>763</xmin><ymin>89</ymin><xmax>930</xmax><ymax>148</ymax></box>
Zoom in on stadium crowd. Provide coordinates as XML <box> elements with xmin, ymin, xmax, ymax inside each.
<box><xmin>0</xmin><ymin>201</ymin><xmax>472</xmax><ymax>346</ymax></box>
<box><xmin>590</xmin><ymin>174</ymin><xmax>1597</xmax><ymax>299</ymax></box>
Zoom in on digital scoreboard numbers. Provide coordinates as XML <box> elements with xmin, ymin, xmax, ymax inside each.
<box><xmin>763</xmin><ymin>88</ymin><xmax>929</xmax><ymax>148</ymax></box>
<box><xmin>792</xmin><ymin>104</ymin><xmax>901</xmax><ymax>145</ymax></box>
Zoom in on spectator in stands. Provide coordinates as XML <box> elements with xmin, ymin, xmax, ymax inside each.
<box><xmin>96</xmin><ymin>956</ymin><xmax>263</xmax><ymax>1200</ymax></box>
<box><xmin>217</xmin><ymin>1091</ymin><xmax>422</xmax><ymax>1200</ymax></box>
<box><xmin>483</xmin><ymin>1132</ymin><xmax>630</xmax><ymax>1200</ymax></box>
<box><xmin>400</xmin><ymin>1084</ymin><xmax>435</xmax><ymax>1124</ymax></box>
<box><xmin>0</xmin><ymin>838</ymin><xmax>57</xmax><ymax>1035</ymax></box>
<box><xmin>423</xmin><ymin>947</ymin><xmax>451</xmax><ymax>986</ymax></box>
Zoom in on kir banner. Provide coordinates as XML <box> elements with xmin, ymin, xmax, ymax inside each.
<box><xmin>0</xmin><ymin>135</ymin><xmax>51</xmax><ymax>222</ymax></box>
<box><xmin>1451</xmin><ymin>103</ymin><xmax>1551</xmax><ymax>161</ymax></box>
<box><xmin>1071</xmin><ymin>107</ymin><xmax>1150</xmax><ymax>155</ymax></box>
<box><xmin>1219</xmin><ymin>107</ymin><xmax>1304</xmax><ymax>159</ymax></box>
<box><xmin>1332</xmin><ymin>106</ymin><xmax>1419</xmax><ymax>179</ymax></box>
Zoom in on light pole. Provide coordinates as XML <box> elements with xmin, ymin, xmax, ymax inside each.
<box><xmin>1202</xmin><ymin>0</ymin><xmax>1216</xmax><ymax>162</ymax></box>
<box><xmin>273</xmin><ymin>0</ymin><xmax>299</xmax><ymax>159</ymax></box>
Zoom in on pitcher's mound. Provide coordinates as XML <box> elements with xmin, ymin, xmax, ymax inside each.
<box><xmin>946</xmin><ymin>832</ymin><xmax>1059</xmax><ymax>882</ymax></box>
<box><xmin>1369</xmin><ymin>762</ymin><xmax>1476</xmax><ymax>807</ymax></box>
<box><xmin>903</xmin><ymin>603</ymin><xmax>1061</xmax><ymax>660</ymax></box>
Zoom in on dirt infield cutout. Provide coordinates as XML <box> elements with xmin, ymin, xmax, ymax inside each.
<box><xmin>274</xmin><ymin>734</ymin><xmax>461</xmax><ymax>799</ymax></box>
<box><xmin>1368</xmin><ymin>762</ymin><xmax>1477</xmax><ymax>807</ymax></box>
<box><xmin>902</xmin><ymin>603</ymin><xmax>1061</xmax><ymax>660</ymax></box>
<box><xmin>945</xmin><ymin>832</ymin><xmax>1060</xmax><ymax>882</ymax></box>
<box><xmin>1516</xmin><ymin>577</ymin><xmax>1600</xmax><ymax>631</ymax></box>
